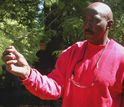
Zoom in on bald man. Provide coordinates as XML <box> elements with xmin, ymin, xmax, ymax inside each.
<box><xmin>2</xmin><ymin>2</ymin><xmax>124</xmax><ymax>107</ymax></box>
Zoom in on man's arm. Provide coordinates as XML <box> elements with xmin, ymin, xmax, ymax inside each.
<box><xmin>2</xmin><ymin>46</ymin><xmax>65</xmax><ymax>100</ymax></box>
<box><xmin>21</xmin><ymin>68</ymin><xmax>63</xmax><ymax>100</ymax></box>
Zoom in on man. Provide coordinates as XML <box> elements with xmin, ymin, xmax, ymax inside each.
<box><xmin>2</xmin><ymin>2</ymin><xmax>124</xmax><ymax>107</ymax></box>
<box><xmin>34</xmin><ymin>40</ymin><xmax>55</xmax><ymax>75</ymax></box>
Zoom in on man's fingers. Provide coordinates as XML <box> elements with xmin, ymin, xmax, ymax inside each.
<box><xmin>3</xmin><ymin>46</ymin><xmax>14</xmax><ymax>54</ymax></box>
<box><xmin>2</xmin><ymin>52</ymin><xmax>16</xmax><ymax>63</ymax></box>
<box><xmin>6</xmin><ymin>60</ymin><xmax>18</xmax><ymax>64</ymax></box>
<box><xmin>6</xmin><ymin>64</ymin><xmax>28</xmax><ymax>78</ymax></box>
<box><xmin>9</xmin><ymin>46</ymin><xmax>22</xmax><ymax>58</ymax></box>
<box><xmin>3</xmin><ymin>46</ymin><xmax>20</xmax><ymax>58</ymax></box>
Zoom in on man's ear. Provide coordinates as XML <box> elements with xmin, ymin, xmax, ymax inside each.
<box><xmin>106</xmin><ymin>19</ymin><xmax>114</xmax><ymax>30</ymax></box>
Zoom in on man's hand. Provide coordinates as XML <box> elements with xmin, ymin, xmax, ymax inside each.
<box><xmin>2</xmin><ymin>46</ymin><xmax>31</xmax><ymax>79</ymax></box>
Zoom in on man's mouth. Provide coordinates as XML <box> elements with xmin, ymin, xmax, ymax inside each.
<box><xmin>85</xmin><ymin>29</ymin><xmax>94</xmax><ymax>35</ymax></box>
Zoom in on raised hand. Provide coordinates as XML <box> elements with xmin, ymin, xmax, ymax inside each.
<box><xmin>2</xmin><ymin>46</ymin><xmax>31</xmax><ymax>79</ymax></box>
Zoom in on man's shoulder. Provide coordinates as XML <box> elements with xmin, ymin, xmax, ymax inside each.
<box><xmin>61</xmin><ymin>40</ymin><xmax>87</xmax><ymax>55</ymax></box>
<box><xmin>111</xmin><ymin>39</ymin><xmax>124</xmax><ymax>50</ymax></box>
<box><xmin>110</xmin><ymin>39</ymin><xmax>124</xmax><ymax>56</ymax></box>
<box><xmin>72</xmin><ymin>40</ymin><xmax>87</xmax><ymax>48</ymax></box>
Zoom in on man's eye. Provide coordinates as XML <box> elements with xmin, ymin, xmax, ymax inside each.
<box><xmin>92</xmin><ymin>18</ymin><xmax>100</xmax><ymax>23</ymax></box>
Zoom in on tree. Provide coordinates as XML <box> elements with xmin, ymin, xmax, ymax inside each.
<box><xmin>0</xmin><ymin>0</ymin><xmax>43</xmax><ymax>74</ymax></box>
<box><xmin>0</xmin><ymin>0</ymin><xmax>124</xmax><ymax>74</ymax></box>
<box><xmin>43</xmin><ymin>0</ymin><xmax>124</xmax><ymax>52</ymax></box>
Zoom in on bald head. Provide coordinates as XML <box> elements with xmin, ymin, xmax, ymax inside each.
<box><xmin>83</xmin><ymin>2</ymin><xmax>114</xmax><ymax>45</ymax></box>
<box><xmin>87</xmin><ymin>2</ymin><xmax>113</xmax><ymax>20</ymax></box>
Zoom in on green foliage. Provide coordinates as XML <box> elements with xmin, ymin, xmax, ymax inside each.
<box><xmin>44</xmin><ymin>0</ymin><xmax>124</xmax><ymax>50</ymax></box>
<box><xmin>0</xmin><ymin>35</ymin><xmax>11</xmax><ymax>74</ymax></box>
<box><xmin>0</xmin><ymin>19</ymin><xmax>40</xmax><ymax>74</ymax></box>
<box><xmin>52</xmin><ymin>50</ymin><xmax>63</xmax><ymax>58</ymax></box>
<box><xmin>107</xmin><ymin>0</ymin><xmax>124</xmax><ymax>45</ymax></box>
<box><xmin>0</xmin><ymin>0</ymin><xmax>40</xmax><ymax>28</ymax></box>
<box><xmin>62</xmin><ymin>17</ymin><xmax>84</xmax><ymax>46</ymax></box>
<box><xmin>0</xmin><ymin>0</ymin><xmax>43</xmax><ymax>74</ymax></box>
<box><xmin>0</xmin><ymin>0</ymin><xmax>124</xmax><ymax>74</ymax></box>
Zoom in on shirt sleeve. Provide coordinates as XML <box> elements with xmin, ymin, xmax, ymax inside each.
<box><xmin>21</xmin><ymin>47</ymin><xmax>70</xmax><ymax>100</ymax></box>
<box><xmin>21</xmin><ymin>68</ymin><xmax>62</xmax><ymax>100</ymax></box>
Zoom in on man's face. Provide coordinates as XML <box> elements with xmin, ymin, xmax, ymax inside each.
<box><xmin>40</xmin><ymin>43</ymin><xmax>47</xmax><ymax>50</ymax></box>
<box><xmin>83</xmin><ymin>8</ymin><xmax>108</xmax><ymax>45</ymax></box>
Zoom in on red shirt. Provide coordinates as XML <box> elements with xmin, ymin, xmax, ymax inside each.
<box><xmin>21</xmin><ymin>39</ymin><xmax>124</xmax><ymax>107</ymax></box>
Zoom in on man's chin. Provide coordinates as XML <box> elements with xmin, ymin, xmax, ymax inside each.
<box><xmin>85</xmin><ymin>34</ymin><xmax>93</xmax><ymax>40</ymax></box>
<box><xmin>85</xmin><ymin>36</ymin><xmax>94</xmax><ymax>43</ymax></box>
<box><xmin>85</xmin><ymin>33</ymin><xmax>93</xmax><ymax>37</ymax></box>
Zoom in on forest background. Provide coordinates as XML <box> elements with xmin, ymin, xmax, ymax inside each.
<box><xmin>0</xmin><ymin>0</ymin><xmax>124</xmax><ymax>75</ymax></box>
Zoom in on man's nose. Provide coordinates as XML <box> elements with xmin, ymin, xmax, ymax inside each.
<box><xmin>86</xmin><ymin>20</ymin><xmax>92</xmax><ymax>28</ymax></box>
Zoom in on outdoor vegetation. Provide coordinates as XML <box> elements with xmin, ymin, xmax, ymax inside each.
<box><xmin>0</xmin><ymin>0</ymin><xmax>124</xmax><ymax>106</ymax></box>
<box><xmin>0</xmin><ymin>0</ymin><xmax>124</xmax><ymax>77</ymax></box>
